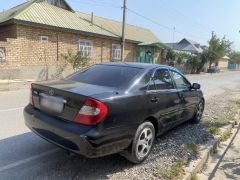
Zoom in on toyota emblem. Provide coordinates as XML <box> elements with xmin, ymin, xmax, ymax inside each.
<box><xmin>49</xmin><ymin>89</ymin><xmax>54</xmax><ymax>96</ymax></box>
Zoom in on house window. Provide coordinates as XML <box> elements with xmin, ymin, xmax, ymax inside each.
<box><xmin>40</xmin><ymin>36</ymin><xmax>49</xmax><ymax>42</ymax></box>
<box><xmin>0</xmin><ymin>47</ymin><xmax>6</xmax><ymax>63</ymax></box>
<box><xmin>79</xmin><ymin>40</ymin><xmax>93</xmax><ymax>58</ymax></box>
<box><xmin>112</xmin><ymin>44</ymin><xmax>121</xmax><ymax>60</ymax></box>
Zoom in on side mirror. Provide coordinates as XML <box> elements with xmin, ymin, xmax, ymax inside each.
<box><xmin>191</xmin><ymin>83</ymin><xmax>201</xmax><ymax>89</ymax></box>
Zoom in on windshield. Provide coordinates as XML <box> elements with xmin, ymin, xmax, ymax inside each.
<box><xmin>67</xmin><ymin>65</ymin><xmax>143</xmax><ymax>88</ymax></box>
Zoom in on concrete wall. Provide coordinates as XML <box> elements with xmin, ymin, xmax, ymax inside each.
<box><xmin>218</xmin><ymin>60</ymin><xmax>228</xmax><ymax>69</ymax></box>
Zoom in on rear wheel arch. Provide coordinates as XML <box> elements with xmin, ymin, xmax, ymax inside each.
<box><xmin>144</xmin><ymin>116</ymin><xmax>158</xmax><ymax>136</ymax></box>
<box><xmin>201</xmin><ymin>97</ymin><xmax>205</xmax><ymax>106</ymax></box>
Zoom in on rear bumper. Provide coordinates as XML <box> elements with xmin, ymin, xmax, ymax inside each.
<box><xmin>24</xmin><ymin>105</ymin><xmax>133</xmax><ymax>158</ymax></box>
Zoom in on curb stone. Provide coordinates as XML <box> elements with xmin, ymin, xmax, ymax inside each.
<box><xmin>182</xmin><ymin>121</ymin><xmax>237</xmax><ymax>180</ymax></box>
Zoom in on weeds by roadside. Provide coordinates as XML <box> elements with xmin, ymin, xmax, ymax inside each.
<box><xmin>220</xmin><ymin>131</ymin><xmax>232</xmax><ymax>142</ymax></box>
<box><xmin>183</xmin><ymin>144</ymin><xmax>199</xmax><ymax>154</ymax></box>
<box><xmin>208</xmin><ymin>126</ymin><xmax>220</xmax><ymax>135</ymax></box>
<box><xmin>159</xmin><ymin>158</ymin><xmax>186</xmax><ymax>180</ymax></box>
<box><xmin>204</xmin><ymin>99</ymin><xmax>240</xmax><ymax>138</ymax></box>
<box><xmin>191</xmin><ymin>173</ymin><xmax>198</xmax><ymax>180</ymax></box>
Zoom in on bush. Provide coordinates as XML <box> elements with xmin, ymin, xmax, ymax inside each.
<box><xmin>62</xmin><ymin>50</ymin><xmax>89</xmax><ymax>72</ymax></box>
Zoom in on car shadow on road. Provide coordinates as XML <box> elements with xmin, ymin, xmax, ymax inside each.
<box><xmin>0</xmin><ymin>122</ymin><xmax>215</xmax><ymax>180</ymax></box>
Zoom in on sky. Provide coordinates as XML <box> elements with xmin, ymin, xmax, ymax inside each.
<box><xmin>1</xmin><ymin>0</ymin><xmax>240</xmax><ymax>50</ymax></box>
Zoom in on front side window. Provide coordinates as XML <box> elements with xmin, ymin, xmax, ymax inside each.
<box><xmin>171</xmin><ymin>70</ymin><xmax>190</xmax><ymax>89</ymax></box>
<box><xmin>112</xmin><ymin>44</ymin><xmax>121</xmax><ymax>60</ymax></box>
<box><xmin>153</xmin><ymin>69</ymin><xmax>174</xmax><ymax>90</ymax></box>
<box><xmin>79</xmin><ymin>40</ymin><xmax>93</xmax><ymax>58</ymax></box>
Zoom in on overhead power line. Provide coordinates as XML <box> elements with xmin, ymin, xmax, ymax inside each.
<box><xmin>67</xmin><ymin>0</ymin><xmax>209</xmax><ymax>41</ymax></box>
<box><xmin>127</xmin><ymin>8</ymin><xmax>172</xmax><ymax>31</ymax></box>
<box><xmin>161</xmin><ymin>0</ymin><xmax>215</xmax><ymax>33</ymax></box>
<box><xmin>127</xmin><ymin>8</ymin><xmax>209</xmax><ymax>41</ymax></box>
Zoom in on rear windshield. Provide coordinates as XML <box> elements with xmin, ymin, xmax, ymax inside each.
<box><xmin>67</xmin><ymin>65</ymin><xmax>143</xmax><ymax>88</ymax></box>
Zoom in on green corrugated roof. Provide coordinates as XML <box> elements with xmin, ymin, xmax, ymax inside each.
<box><xmin>76</xmin><ymin>12</ymin><xmax>160</xmax><ymax>43</ymax></box>
<box><xmin>138</xmin><ymin>42</ymin><xmax>168</xmax><ymax>49</ymax></box>
<box><xmin>0</xmin><ymin>0</ymin><xmax>160</xmax><ymax>43</ymax></box>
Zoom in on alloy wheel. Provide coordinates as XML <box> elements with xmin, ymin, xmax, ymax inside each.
<box><xmin>196</xmin><ymin>101</ymin><xmax>204</xmax><ymax>121</ymax></box>
<box><xmin>136</xmin><ymin>127</ymin><xmax>153</xmax><ymax>158</ymax></box>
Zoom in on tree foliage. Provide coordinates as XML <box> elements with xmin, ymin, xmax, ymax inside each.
<box><xmin>62</xmin><ymin>50</ymin><xmax>89</xmax><ymax>72</ymax></box>
<box><xmin>166</xmin><ymin>49</ymin><xmax>176</xmax><ymax>62</ymax></box>
<box><xmin>165</xmin><ymin>32</ymin><xmax>233</xmax><ymax>74</ymax></box>
<box><xmin>229</xmin><ymin>51</ymin><xmax>240</xmax><ymax>64</ymax></box>
<box><xmin>207</xmin><ymin>32</ymin><xmax>232</xmax><ymax>67</ymax></box>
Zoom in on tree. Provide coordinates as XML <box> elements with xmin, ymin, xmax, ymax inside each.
<box><xmin>198</xmin><ymin>51</ymin><xmax>210</xmax><ymax>72</ymax></box>
<box><xmin>62</xmin><ymin>50</ymin><xmax>89</xmax><ymax>72</ymax></box>
<box><xmin>229</xmin><ymin>51</ymin><xmax>240</xmax><ymax>64</ymax></box>
<box><xmin>175</xmin><ymin>52</ymin><xmax>190</xmax><ymax>65</ymax></box>
<box><xmin>207</xmin><ymin>32</ymin><xmax>232</xmax><ymax>68</ymax></box>
<box><xmin>186</xmin><ymin>54</ymin><xmax>200</xmax><ymax>74</ymax></box>
<box><xmin>166</xmin><ymin>48</ymin><xmax>176</xmax><ymax>65</ymax></box>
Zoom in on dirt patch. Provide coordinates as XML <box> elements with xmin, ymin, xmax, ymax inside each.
<box><xmin>0</xmin><ymin>81</ymin><xmax>33</xmax><ymax>91</ymax></box>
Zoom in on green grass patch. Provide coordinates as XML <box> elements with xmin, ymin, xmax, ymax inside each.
<box><xmin>184</xmin><ymin>144</ymin><xmax>199</xmax><ymax>154</ymax></box>
<box><xmin>235</xmin><ymin>100</ymin><xmax>240</xmax><ymax>107</ymax></box>
<box><xmin>208</xmin><ymin>126</ymin><xmax>221</xmax><ymax>135</ymax></box>
<box><xmin>220</xmin><ymin>131</ymin><xmax>232</xmax><ymax>142</ymax></box>
<box><xmin>228</xmin><ymin>100</ymin><xmax>240</xmax><ymax>120</ymax></box>
<box><xmin>230</xmin><ymin>100</ymin><xmax>240</xmax><ymax>108</ymax></box>
<box><xmin>159</xmin><ymin>158</ymin><xmax>186</xmax><ymax>180</ymax></box>
<box><xmin>191</xmin><ymin>173</ymin><xmax>198</xmax><ymax>180</ymax></box>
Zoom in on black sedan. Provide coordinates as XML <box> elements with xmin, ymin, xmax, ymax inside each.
<box><xmin>24</xmin><ymin>63</ymin><xmax>204</xmax><ymax>163</ymax></box>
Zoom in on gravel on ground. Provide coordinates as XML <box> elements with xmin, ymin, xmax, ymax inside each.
<box><xmin>31</xmin><ymin>88</ymin><xmax>240</xmax><ymax>180</ymax></box>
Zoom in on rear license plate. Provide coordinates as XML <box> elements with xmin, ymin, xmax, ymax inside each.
<box><xmin>40</xmin><ymin>94</ymin><xmax>65</xmax><ymax>113</ymax></box>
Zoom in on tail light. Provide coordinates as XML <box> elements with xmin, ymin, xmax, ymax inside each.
<box><xmin>74</xmin><ymin>98</ymin><xmax>108</xmax><ymax>125</ymax></box>
<box><xmin>29</xmin><ymin>84</ymin><xmax>34</xmax><ymax>106</ymax></box>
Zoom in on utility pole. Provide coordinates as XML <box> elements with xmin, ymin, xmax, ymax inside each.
<box><xmin>121</xmin><ymin>0</ymin><xmax>127</xmax><ymax>62</ymax></box>
<box><xmin>172</xmin><ymin>26</ymin><xmax>175</xmax><ymax>49</ymax></box>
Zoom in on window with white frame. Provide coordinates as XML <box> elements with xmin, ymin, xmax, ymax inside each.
<box><xmin>112</xmin><ymin>44</ymin><xmax>121</xmax><ymax>60</ymax></box>
<box><xmin>40</xmin><ymin>36</ymin><xmax>49</xmax><ymax>42</ymax></box>
<box><xmin>79</xmin><ymin>40</ymin><xmax>93</xmax><ymax>58</ymax></box>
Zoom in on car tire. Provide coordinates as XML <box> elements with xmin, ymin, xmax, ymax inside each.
<box><xmin>191</xmin><ymin>99</ymin><xmax>204</xmax><ymax>123</ymax></box>
<box><xmin>120</xmin><ymin>121</ymin><xmax>155</xmax><ymax>164</ymax></box>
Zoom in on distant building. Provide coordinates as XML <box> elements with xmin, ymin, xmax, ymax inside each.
<box><xmin>218</xmin><ymin>55</ymin><xmax>230</xmax><ymax>70</ymax></box>
<box><xmin>165</xmin><ymin>38</ymin><xmax>204</xmax><ymax>54</ymax></box>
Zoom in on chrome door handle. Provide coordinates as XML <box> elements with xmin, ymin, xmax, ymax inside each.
<box><xmin>151</xmin><ymin>97</ymin><xmax>159</xmax><ymax>103</ymax></box>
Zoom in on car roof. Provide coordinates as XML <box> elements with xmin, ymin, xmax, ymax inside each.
<box><xmin>98</xmin><ymin>62</ymin><xmax>172</xmax><ymax>70</ymax></box>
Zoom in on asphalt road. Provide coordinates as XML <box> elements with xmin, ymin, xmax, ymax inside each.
<box><xmin>0</xmin><ymin>71</ymin><xmax>240</xmax><ymax>180</ymax></box>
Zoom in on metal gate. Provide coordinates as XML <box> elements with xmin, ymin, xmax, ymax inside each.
<box><xmin>136</xmin><ymin>46</ymin><xmax>155</xmax><ymax>64</ymax></box>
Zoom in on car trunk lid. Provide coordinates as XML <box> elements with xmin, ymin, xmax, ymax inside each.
<box><xmin>31</xmin><ymin>79</ymin><xmax>115</xmax><ymax>122</ymax></box>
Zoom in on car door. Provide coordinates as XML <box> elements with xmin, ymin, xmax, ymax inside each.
<box><xmin>170</xmin><ymin>70</ymin><xmax>198</xmax><ymax>121</ymax></box>
<box><xmin>146</xmin><ymin>68</ymin><xmax>181</xmax><ymax>130</ymax></box>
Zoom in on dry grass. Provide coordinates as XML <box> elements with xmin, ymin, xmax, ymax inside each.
<box><xmin>183</xmin><ymin>144</ymin><xmax>199</xmax><ymax>154</ymax></box>
<box><xmin>220</xmin><ymin>131</ymin><xmax>232</xmax><ymax>142</ymax></box>
<box><xmin>208</xmin><ymin>126</ymin><xmax>221</xmax><ymax>135</ymax></box>
<box><xmin>159</xmin><ymin>158</ymin><xmax>186</xmax><ymax>180</ymax></box>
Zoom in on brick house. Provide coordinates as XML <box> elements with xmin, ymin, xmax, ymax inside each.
<box><xmin>0</xmin><ymin>0</ymin><xmax>163</xmax><ymax>80</ymax></box>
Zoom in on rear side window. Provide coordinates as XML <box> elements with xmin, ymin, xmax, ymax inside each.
<box><xmin>153</xmin><ymin>69</ymin><xmax>174</xmax><ymax>90</ymax></box>
<box><xmin>67</xmin><ymin>65</ymin><xmax>143</xmax><ymax>88</ymax></box>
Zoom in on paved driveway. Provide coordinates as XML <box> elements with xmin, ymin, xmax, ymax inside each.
<box><xmin>0</xmin><ymin>71</ymin><xmax>239</xmax><ymax>179</ymax></box>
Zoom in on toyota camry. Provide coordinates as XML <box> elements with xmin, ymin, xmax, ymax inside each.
<box><xmin>24</xmin><ymin>63</ymin><xmax>204</xmax><ymax>163</ymax></box>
